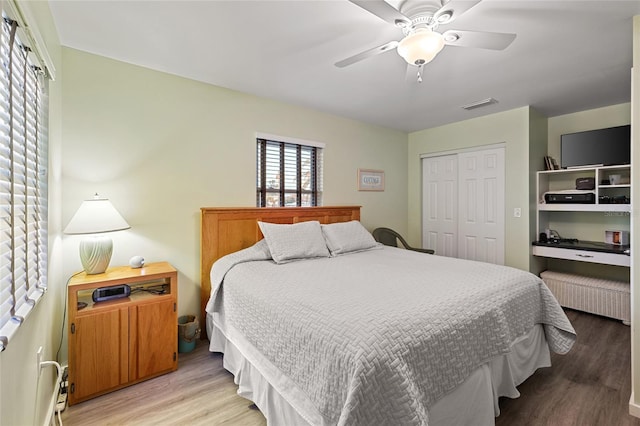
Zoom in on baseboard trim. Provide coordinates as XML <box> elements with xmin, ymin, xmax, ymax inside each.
<box><xmin>629</xmin><ymin>393</ymin><xmax>640</xmax><ymax>418</ymax></box>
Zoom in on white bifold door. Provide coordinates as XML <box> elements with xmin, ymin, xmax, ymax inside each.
<box><xmin>422</xmin><ymin>146</ymin><xmax>505</xmax><ymax>265</ymax></box>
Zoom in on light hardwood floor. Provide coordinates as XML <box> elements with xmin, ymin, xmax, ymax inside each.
<box><xmin>63</xmin><ymin>309</ymin><xmax>640</xmax><ymax>425</ymax></box>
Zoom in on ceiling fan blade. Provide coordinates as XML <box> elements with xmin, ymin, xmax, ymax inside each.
<box><xmin>349</xmin><ymin>0</ymin><xmax>411</xmax><ymax>27</ymax></box>
<box><xmin>434</xmin><ymin>0</ymin><xmax>482</xmax><ymax>25</ymax></box>
<box><xmin>442</xmin><ymin>30</ymin><xmax>516</xmax><ymax>50</ymax></box>
<box><xmin>335</xmin><ymin>41</ymin><xmax>399</xmax><ymax>68</ymax></box>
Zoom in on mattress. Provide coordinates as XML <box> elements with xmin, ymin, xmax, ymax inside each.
<box><xmin>206</xmin><ymin>244</ymin><xmax>575</xmax><ymax>425</ymax></box>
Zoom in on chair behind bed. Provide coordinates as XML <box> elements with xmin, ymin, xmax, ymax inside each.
<box><xmin>372</xmin><ymin>227</ymin><xmax>435</xmax><ymax>254</ymax></box>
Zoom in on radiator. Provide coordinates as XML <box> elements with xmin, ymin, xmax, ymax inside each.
<box><xmin>540</xmin><ymin>270</ymin><xmax>630</xmax><ymax>324</ymax></box>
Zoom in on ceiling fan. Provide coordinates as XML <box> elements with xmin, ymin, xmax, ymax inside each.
<box><xmin>336</xmin><ymin>0</ymin><xmax>516</xmax><ymax>82</ymax></box>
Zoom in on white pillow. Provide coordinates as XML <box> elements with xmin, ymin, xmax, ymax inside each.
<box><xmin>321</xmin><ymin>220</ymin><xmax>380</xmax><ymax>256</ymax></box>
<box><xmin>258</xmin><ymin>220</ymin><xmax>330</xmax><ymax>264</ymax></box>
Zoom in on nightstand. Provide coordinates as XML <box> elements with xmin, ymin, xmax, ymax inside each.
<box><xmin>67</xmin><ymin>261</ymin><xmax>178</xmax><ymax>405</ymax></box>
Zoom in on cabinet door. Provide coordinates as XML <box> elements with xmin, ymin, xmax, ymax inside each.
<box><xmin>69</xmin><ymin>307</ymin><xmax>128</xmax><ymax>403</ymax></box>
<box><xmin>129</xmin><ymin>298</ymin><xmax>177</xmax><ymax>380</ymax></box>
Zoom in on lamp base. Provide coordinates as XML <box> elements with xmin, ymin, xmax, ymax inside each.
<box><xmin>79</xmin><ymin>236</ymin><xmax>113</xmax><ymax>274</ymax></box>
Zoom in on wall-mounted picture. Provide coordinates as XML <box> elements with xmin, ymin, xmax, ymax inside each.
<box><xmin>357</xmin><ymin>168</ymin><xmax>385</xmax><ymax>191</ymax></box>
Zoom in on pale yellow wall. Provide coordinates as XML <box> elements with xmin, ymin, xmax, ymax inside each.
<box><xmin>60</xmin><ymin>48</ymin><xmax>408</xmax><ymax>359</ymax></box>
<box><xmin>0</xmin><ymin>2</ymin><xmax>63</xmax><ymax>426</ymax></box>
<box><xmin>528</xmin><ymin>108</ymin><xmax>549</xmax><ymax>274</ymax></box>
<box><xmin>407</xmin><ymin>107</ymin><xmax>533</xmax><ymax>271</ymax></box>
<box><xmin>630</xmin><ymin>15</ymin><xmax>640</xmax><ymax>419</ymax></box>
<box><xmin>548</xmin><ymin>102</ymin><xmax>631</xmax><ymax>161</ymax></box>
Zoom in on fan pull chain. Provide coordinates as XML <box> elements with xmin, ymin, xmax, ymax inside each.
<box><xmin>417</xmin><ymin>64</ymin><xmax>423</xmax><ymax>83</ymax></box>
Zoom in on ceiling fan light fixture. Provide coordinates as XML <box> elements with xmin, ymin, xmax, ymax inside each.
<box><xmin>397</xmin><ymin>28</ymin><xmax>445</xmax><ymax>66</ymax></box>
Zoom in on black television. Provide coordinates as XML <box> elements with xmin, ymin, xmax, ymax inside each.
<box><xmin>560</xmin><ymin>124</ymin><xmax>630</xmax><ymax>169</ymax></box>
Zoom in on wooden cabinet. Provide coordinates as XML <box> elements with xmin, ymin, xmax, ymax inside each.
<box><xmin>67</xmin><ymin>262</ymin><xmax>178</xmax><ymax>405</ymax></box>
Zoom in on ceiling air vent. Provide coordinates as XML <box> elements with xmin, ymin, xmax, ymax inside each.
<box><xmin>462</xmin><ymin>98</ymin><xmax>498</xmax><ymax>111</ymax></box>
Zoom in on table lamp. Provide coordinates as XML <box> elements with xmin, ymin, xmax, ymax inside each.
<box><xmin>64</xmin><ymin>194</ymin><xmax>131</xmax><ymax>274</ymax></box>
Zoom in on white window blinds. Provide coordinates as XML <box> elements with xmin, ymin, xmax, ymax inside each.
<box><xmin>0</xmin><ymin>13</ymin><xmax>49</xmax><ymax>352</ymax></box>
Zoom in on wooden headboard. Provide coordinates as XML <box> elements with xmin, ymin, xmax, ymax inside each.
<box><xmin>200</xmin><ymin>206</ymin><xmax>361</xmax><ymax>331</ymax></box>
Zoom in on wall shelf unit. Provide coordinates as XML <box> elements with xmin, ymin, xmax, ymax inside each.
<box><xmin>534</xmin><ymin>164</ymin><xmax>631</xmax><ymax>324</ymax></box>
<box><xmin>534</xmin><ymin>164</ymin><xmax>631</xmax><ymax>267</ymax></box>
<box><xmin>538</xmin><ymin>204</ymin><xmax>631</xmax><ymax>212</ymax></box>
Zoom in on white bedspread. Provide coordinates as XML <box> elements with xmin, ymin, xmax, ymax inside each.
<box><xmin>206</xmin><ymin>243</ymin><xmax>576</xmax><ymax>426</ymax></box>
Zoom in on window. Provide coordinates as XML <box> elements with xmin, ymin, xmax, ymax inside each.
<box><xmin>0</xmin><ymin>10</ymin><xmax>51</xmax><ymax>351</ymax></box>
<box><xmin>256</xmin><ymin>136</ymin><xmax>323</xmax><ymax>207</ymax></box>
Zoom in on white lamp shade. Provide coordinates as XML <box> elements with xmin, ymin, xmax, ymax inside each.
<box><xmin>64</xmin><ymin>197</ymin><xmax>130</xmax><ymax>235</ymax></box>
<box><xmin>397</xmin><ymin>28</ymin><xmax>445</xmax><ymax>66</ymax></box>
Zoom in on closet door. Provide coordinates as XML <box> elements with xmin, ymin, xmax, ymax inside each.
<box><xmin>457</xmin><ymin>148</ymin><xmax>505</xmax><ymax>265</ymax></box>
<box><xmin>422</xmin><ymin>154</ymin><xmax>458</xmax><ymax>256</ymax></box>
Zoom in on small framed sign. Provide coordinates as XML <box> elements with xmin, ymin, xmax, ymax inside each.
<box><xmin>357</xmin><ymin>169</ymin><xmax>385</xmax><ymax>191</ymax></box>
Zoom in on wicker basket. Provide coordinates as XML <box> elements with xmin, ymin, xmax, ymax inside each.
<box><xmin>540</xmin><ymin>270</ymin><xmax>630</xmax><ymax>324</ymax></box>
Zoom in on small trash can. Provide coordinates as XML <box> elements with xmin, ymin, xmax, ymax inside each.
<box><xmin>177</xmin><ymin>315</ymin><xmax>201</xmax><ymax>353</ymax></box>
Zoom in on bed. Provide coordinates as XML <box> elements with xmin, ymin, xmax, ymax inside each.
<box><xmin>200</xmin><ymin>206</ymin><xmax>576</xmax><ymax>426</ymax></box>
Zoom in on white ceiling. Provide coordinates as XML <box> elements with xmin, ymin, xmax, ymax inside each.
<box><xmin>48</xmin><ymin>0</ymin><xmax>640</xmax><ymax>132</ymax></box>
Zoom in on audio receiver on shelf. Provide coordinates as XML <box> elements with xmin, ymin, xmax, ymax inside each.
<box><xmin>92</xmin><ymin>284</ymin><xmax>131</xmax><ymax>303</ymax></box>
<box><xmin>544</xmin><ymin>192</ymin><xmax>595</xmax><ymax>204</ymax></box>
